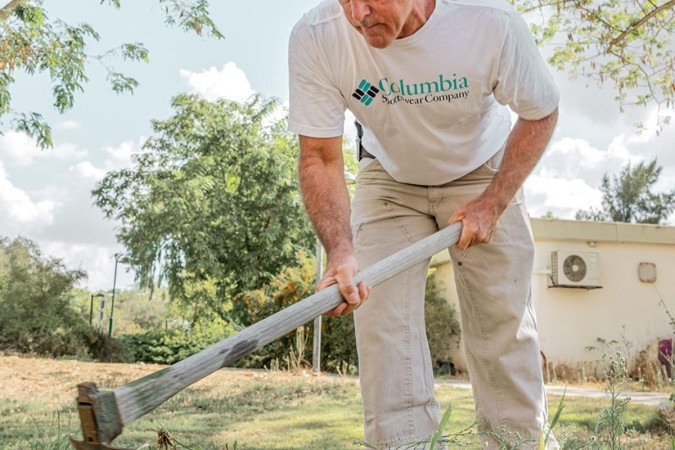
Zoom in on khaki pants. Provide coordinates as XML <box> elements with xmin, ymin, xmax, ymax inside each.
<box><xmin>351</xmin><ymin>156</ymin><xmax>557</xmax><ymax>449</ymax></box>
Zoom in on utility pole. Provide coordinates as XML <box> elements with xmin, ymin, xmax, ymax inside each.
<box><xmin>108</xmin><ymin>254</ymin><xmax>124</xmax><ymax>337</ymax></box>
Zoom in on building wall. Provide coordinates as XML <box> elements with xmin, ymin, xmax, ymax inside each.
<box><xmin>430</xmin><ymin>219</ymin><xmax>675</xmax><ymax>373</ymax></box>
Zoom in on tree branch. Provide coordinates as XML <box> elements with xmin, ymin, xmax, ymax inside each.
<box><xmin>0</xmin><ymin>0</ymin><xmax>30</xmax><ymax>22</ymax></box>
<box><xmin>520</xmin><ymin>0</ymin><xmax>577</xmax><ymax>14</ymax></box>
<box><xmin>608</xmin><ymin>0</ymin><xmax>675</xmax><ymax>51</ymax></box>
<box><xmin>573</xmin><ymin>1</ymin><xmax>624</xmax><ymax>34</ymax></box>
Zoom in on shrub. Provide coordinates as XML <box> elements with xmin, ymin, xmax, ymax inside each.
<box><xmin>230</xmin><ymin>251</ymin><xmax>360</xmax><ymax>372</ymax></box>
<box><xmin>85</xmin><ymin>329</ymin><xmax>127</xmax><ymax>362</ymax></box>
<box><xmin>0</xmin><ymin>237</ymin><xmax>90</xmax><ymax>357</ymax></box>
<box><xmin>232</xmin><ymin>252</ymin><xmax>318</xmax><ymax>370</ymax></box>
<box><xmin>121</xmin><ymin>317</ymin><xmax>235</xmax><ymax>365</ymax></box>
<box><xmin>425</xmin><ymin>272</ymin><xmax>462</xmax><ymax>374</ymax></box>
<box><xmin>231</xmin><ymin>253</ymin><xmax>461</xmax><ymax>374</ymax></box>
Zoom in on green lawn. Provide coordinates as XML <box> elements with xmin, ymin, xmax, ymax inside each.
<box><xmin>1</xmin><ymin>370</ymin><xmax>670</xmax><ymax>450</ymax></box>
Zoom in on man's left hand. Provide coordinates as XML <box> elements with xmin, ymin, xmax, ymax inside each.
<box><xmin>448</xmin><ymin>195</ymin><xmax>503</xmax><ymax>250</ymax></box>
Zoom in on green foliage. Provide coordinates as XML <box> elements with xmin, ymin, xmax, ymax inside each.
<box><xmin>596</xmin><ymin>352</ymin><xmax>632</xmax><ymax>449</ymax></box>
<box><xmin>233</xmin><ymin>254</ymin><xmax>461</xmax><ymax>374</ymax></box>
<box><xmin>0</xmin><ymin>0</ymin><xmax>222</xmax><ymax>148</ymax></box>
<box><xmin>121</xmin><ymin>316</ymin><xmax>235</xmax><ymax>365</ymax></box>
<box><xmin>93</xmin><ymin>95</ymin><xmax>315</xmax><ymax>323</ymax></box>
<box><xmin>515</xmin><ymin>0</ymin><xmax>674</xmax><ymax>124</ymax></box>
<box><xmin>425</xmin><ymin>272</ymin><xmax>462</xmax><ymax>373</ymax></box>
<box><xmin>109</xmin><ymin>288</ymin><xmax>174</xmax><ymax>334</ymax></box>
<box><xmin>232</xmin><ymin>251</ymin><xmax>359</xmax><ymax>371</ymax></box>
<box><xmin>430</xmin><ymin>403</ymin><xmax>454</xmax><ymax>449</ymax></box>
<box><xmin>230</xmin><ymin>251</ymin><xmax>317</xmax><ymax>327</ymax></box>
<box><xmin>18</xmin><ymin>409</ymin><xmax>78</xmax><ymax>450</ymax></box>
<box><xmin>576</xmin><ymin>158</ymin><xmax>675</xmax><ymax>224</ymax></box>
<box><xmin>546</xmin><ymin>390</ymin><xmax>567</xmax><ymax>448</ymax></box>
<box><xmin>0</xmin><ymin>236</ymin><xmax>90</xmax><ymax>356</ymax></box>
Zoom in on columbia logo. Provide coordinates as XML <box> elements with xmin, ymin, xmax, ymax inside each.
<box><xmin>352</xmin><ymin>79</ymin><xmax>380</xmax><ymax>106</ymax></box>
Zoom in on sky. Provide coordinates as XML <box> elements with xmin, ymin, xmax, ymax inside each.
<box><xmin>1</xmin><ymin>0</ymin><xmax>674</xmax><ymax>292</ymax></box>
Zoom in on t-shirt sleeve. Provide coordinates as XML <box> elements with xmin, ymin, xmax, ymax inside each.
<box><xmin>493</xmin><ymin>11</ymin><xmax>559</xmax><ymax>120</ymax></box>
<box><xmin>288</xmin><ymin>21</ymin><xmax>347</xmax><ymax>137</ymax></box>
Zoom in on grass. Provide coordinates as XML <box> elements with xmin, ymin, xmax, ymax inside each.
<box><xmin>0</xmin><ymin>356</ymin><xmax>670</xmax><ymax>449</ymax></box>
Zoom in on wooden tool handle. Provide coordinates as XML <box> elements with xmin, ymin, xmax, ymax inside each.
<box><xmin>109</xmin><ymin>223</ymin><xmax>462</xmax><ymax>432</ymax></box>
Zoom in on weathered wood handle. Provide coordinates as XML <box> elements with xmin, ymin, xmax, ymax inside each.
<box><xmin>80</xmin><ymin>223</ymin><xmax>462</xmax><ymax>445</ymax></box>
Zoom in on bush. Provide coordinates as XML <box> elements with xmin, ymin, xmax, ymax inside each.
<box><xmin>425</xmin><ymin>271</ymin><xmax>461</xmax><ymax>373</ymax></box>
<box><xmin>232</xmin><ymin>252</ymin><xmax>318</xmax><ymax>370</ymax></box>
<box><xmin>321</xmin><ymin>314</ymin><xmax>358</xmax><ymax>373</ymax></box>
<box><xmin>85</xmin><ymin>329</ymin><xmax>127</xmax><ymax>362</ymax></box>
<box><xmin>0</xmin><ymin>237</ymin><xmax>90</xmax><ymax>357</ymax></box>
<box><xmin>122</xmin><ymin>329</ymin><xmax>203</xmax><ymax>365</ymax></box>
<box><xmin>231</xmin><ymin>251</ymin><xmax>359</xmax><ymax>371</ymax></box>
<box><xmin>231</xmin><ymin>253</ymin><xmax>460</xmax><ymax>375</ymax></box>
<box><xmin>121</xmin><ymin>317</ymin><xmax>235</xmax><ymax>365</ymax></box>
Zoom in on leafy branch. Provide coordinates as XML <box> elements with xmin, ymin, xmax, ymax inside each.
<box><xmin>515</xmin><ymin>0</ymin><xmax>675</xmax><ymax>126</ymax></box>
<box><xmin>0</xmin><ymin>0</ymin><xmax>222</xmax><ymax>148</ymax></box>
<box><xmin>608</xmin><ymin>0</ymin><xmax>675</xmax><ymax>51</ymax></box>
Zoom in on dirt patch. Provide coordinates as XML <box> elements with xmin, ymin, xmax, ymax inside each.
<box><xmin>0</xmin><ymin>354</ymin><xmax>354</xmax><ymax>410</ymax></box>
<box><xmin>0</xmin><ymin>354</ymin><xmax>164</xmax><ymax>408</ymax></box>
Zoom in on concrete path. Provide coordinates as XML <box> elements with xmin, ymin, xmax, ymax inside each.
<box><xmin>435</xmin><ymin>379</ymin><xmax>670</xmax><ymax>407</ymax></box>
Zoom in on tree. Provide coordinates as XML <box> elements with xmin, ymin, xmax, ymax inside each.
<box><xmin>0</xmin><ymin>0</ymin><xmax>222</xmax><ymax>148</ymax></box>
<box><xmin>93</xmin><ymin>94</ymin><xmax>315</xmax><ymax>324</ymax></box>
<box><xmin>0</xmin><ymin>236</ymin><xmax>88</xmax><ymax>355</ymax></box>
<box><xmin>517</xmin><ymin>0</ymin><xmax>674</xmax><ymax>125</ymax></box>
<box><xmin>576</xmin><ymin>158</ymin><xmax>675</xmax><ymax>224</ymax></box>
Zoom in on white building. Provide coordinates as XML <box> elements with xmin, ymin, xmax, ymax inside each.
<box><xmin>431</xmin><ymin>218</ymin><xmax>675</xmax><ymax>380</ymax></box>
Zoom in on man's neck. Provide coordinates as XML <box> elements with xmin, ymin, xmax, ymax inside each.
<box><xmin>399</xmin><ymin>0</ymin><xmax>436</xmax><ymax>39</ymax></box>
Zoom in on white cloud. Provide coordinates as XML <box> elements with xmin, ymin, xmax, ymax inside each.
<box><xmin>57</xmin><ymin>120</ymin><xmax>82</xmax><ymax>130</ymax></box>
<box><xmin>101</xmin><ymin>140</ymin><xmax>138</xmax><ymax>171</ymax></box>
<box><xmin>41</xmin><ymin>241</ymin><xmax>136</xmax><ymax>291</ymax></box>
<box><xmin>526</xmin><ymin>135</ymin><xmax>626</xmax><ymax>220</ymax></box>
<box><xmin>53</xmin><ymin>142</ymin><xmax>88</xmax><ymax>160</ymax></box>
<box><xmin>0</xmin><ymin>131</ymin><xmax>40</xmax><ymax>166</ymax></box>
<box><xmin>70</xmin><ymin>161</ymin><xmax>107</xmax><ymax>182</ymax></box>
<box><xmin>48</xmin><ymin>139</ymin><xmax>144</xmax><ymax>290</ymax></box>
<box><xmin>180</xmin><ymin>62</ymin><xmax>254</xmax><ymax>103</ymax></box>
<box><xmin>525</xmin><ymin>172</ymin><xmax>603</xmax><ymax>219</ymax></box>
<box><xmin>534</xmin><ymin>136</ymin><xmax>631</xmax><ymax>191</ymax></box>
<box><xmin>526</xmin><ymin>115</ymin><xmax>675</xmax><ymax>223</ymax></box>
<box><xmin>545</xmin><ymin>138</ymin><xmax>607</xmax><ymax>176</ymax></box>
<box><xmin>0</xmin><ymin>136</ymin><xmax>143</xmax><ymax>291</ymax></box>
<box><xmin>0</xmin><ymin>162</ymin><xmax>57</xmax><ymax>229</ymax></box>
<box><xmin>68</xmin><ymin>139</ymin><xmax>139</xmax><ymax>183</ymax></box>
<box><xmin>0</xmin><ymin>131</ymin><xmax>87</xmax><ymax>167</ymax></box>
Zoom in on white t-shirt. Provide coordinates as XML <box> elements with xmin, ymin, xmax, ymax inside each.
<box><xmin>288</xmin><ymin>0</ymin><xmax>559</xmax><ymax>186</ymax></box>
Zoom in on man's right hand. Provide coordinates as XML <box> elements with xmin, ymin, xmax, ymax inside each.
<box><xmin>297</xmin><ymin>135</ymin><xmax>370</xmax><ymax>315</ymax></box>
<box><xmin>317</xmin><ymin>252</ymin><xmax>371</xmax><ymax>316</ymax></box>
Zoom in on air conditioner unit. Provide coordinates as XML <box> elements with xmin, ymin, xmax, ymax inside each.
<box><xmin>550</xmin><ymin>250</ymin><xmax>602</xmax><ymax>289</ymax></box>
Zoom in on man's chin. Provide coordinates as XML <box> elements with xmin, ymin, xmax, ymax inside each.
<box><xmin>362</xmin><ymin>33</ymin><xmax>393</xmax><ymax>49</ymax></box>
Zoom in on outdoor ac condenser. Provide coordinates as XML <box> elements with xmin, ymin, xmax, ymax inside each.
<box><xmin>550</xmin><ymin>250</ymin><xmax>602</xmax><ymax>289</ymax></box>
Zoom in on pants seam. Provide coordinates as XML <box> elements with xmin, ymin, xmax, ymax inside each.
<box><xmin>454</xmin><ymin>264</ymin><xmax>506</xmax><ymax>431</ymax></box>
<box><xmin>405</xmin><ymin>267</ymin><xmax>414</xmax><ymax>436</ymax></box>
<box><xmin>388</xmin><ymin>205</ymin><xmax>417</xmax><ymax>437</ymax></box>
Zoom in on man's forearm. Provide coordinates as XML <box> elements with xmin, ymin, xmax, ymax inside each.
<box><xmin>298</xmin><ymin>136</ymin><xmax>353</xmax><ymax>258</ymax></box>
<box><xmin>481</xmin><ymin>108</ymin><xmax>559</xmax><ymax>213</ymax></box>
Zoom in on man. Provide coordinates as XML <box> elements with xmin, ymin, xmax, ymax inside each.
<box><xmin>288</xmin><ymin>0</ymin><xmax>559</xmax><ymax>448</ymax></box>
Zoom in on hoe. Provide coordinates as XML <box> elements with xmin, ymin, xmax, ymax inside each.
<box><xmin>69</xmin><ymin>223</ymin><xmax>462</xmax><ymax>449</ymax></box>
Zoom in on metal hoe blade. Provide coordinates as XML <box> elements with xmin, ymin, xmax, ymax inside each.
<box><xmin>69</xmin><ymin>383</ymin><xmax>130</xmax><ymax>450</ymax></box>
